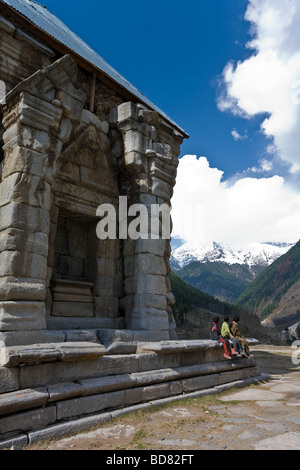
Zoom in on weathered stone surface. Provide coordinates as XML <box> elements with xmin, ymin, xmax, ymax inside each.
<box><xmin>63</xmin><ymin>329</ymin><xmax>99</xmax><ymax>343</ymax></box>
<box><xmin>0</xmin><ymin>406</ymin><xmax>56</xmax><ymax>436</ymax></box>
<box><xmin>18</xmin><ymin>354</ymin><xmax>139</xmax><ymax>389</ymax></box>
<box><xmin>48</xmin><ymin>382</ymin><xmax>83</xmax><ymax>402</ymax></box>
<box><xmin>104</xmin><ymin>342</ymin><xmax>137</xmax><ymax>355</ymax></box>
<box><xmin>125</xmin><ymin>383</ymin><xmax>170</xmax><ymax>405</ymax></box>
<box><xmin>0</xmin><ymin>329</ymin><xmax>65</xmax><ymax>347</ymax></box>
<box><xmin>56</xmin><ymin>390</ymin><xmax>125</xmax><ymax>420</ymax></box>
<box><xmin>51</xmin><ymin>280</ymin><xmax>94</xmax><ymax>298</ymax></box>
<box><xmin>51</xmin><ymin>301</ymin><xmax>94</xmax><ymax>317</ymax></box>
<box><xmin>134</xmin><ymin>253</ymin><xmax>167</xmax><ymax>276</ymax></box>
<box><xmin>0</xmin><ymin>229</ymin><xmax>48</xmax><ymax>257</ymax></box>
<box><xmin>93</xmin><ymin>296</ymin><xmax>119</xmax><ymax>318</ymax></box>
<box><xmin>136</xmin><ymin>340</ymin><xmax>221</xmax><ymax>354</ymax></box>
<box><xmin>0</xmin><ymin>435</ymin><xmax>28</xmax><ymax>450</ymax></box>
<box><xmin>182</xmin><ymin>374</ymin><xmax>219</xmax><ymax>393</ymax></box>
<box><xmin>58</xmin><ymin>342</ymin><xmax>106</xmax><ymax>362</ymax></box>
<box><xmin>131</xmin><ymin>308</ymin><xmax>169</xmax><ymax>330</ymax></box>
<box><xmin>0</xmin><ymin>202</ymin><xmax>50</xmax><ymax>234</ymax></box>
<box><xmin>0</xmin><ymin>250</ymin><xmax>47</xmax><ymax>279</ymax></box>
<box><xmin>109</xmin><ymin>101</ymin><xmax>138</xmax><ymax>125</ymax></box>
<box><xmin>78</xmin><ymin>375</ymin><xmax>133</xmax><ymax>396</ymax></box>
<box><xmin>133</xmin><ymin>294</ymin><xmax>168</xmax><ymax>311</ymax></box>
<box><xmin>0</xmin><ymin>301</ymin><xmax>46</xmax><ymax>330</ymax></box>
<box><xmin>0</xmin><ymin>387</ymin><xmax>48</xmax><ymax>416</ymax></box>
<box><xmin>1</xmin><ymin>147</ymin><xmax>46</xmax><ymax>180</ymax></box>
<box><xmin>0</xmin><ymin>366</ymin><xmax>19</xmax><ymax>394</ymax></box>
<box><xmin>0</xmin><ymin>277</ymin><xmax>46</xmax><ymax>302</ymax></box>
<box><xmin>0</xmin><ymin>342</ymin><xmax>106</xmax><ymax>367</ymax></box>
<box><xmin>46</xmin><ymin>316</ymin><xmax>120</xmax><ymax>330</ymax></box>
<box><xmin>93</xmin><ymin>276</ymin><xmax>114</xmax><ymax>297</ymax></box>
<box><xmin>131</xmin><ymin>368</ymin><xmax>178</xmax><ymax>385</ymax></box>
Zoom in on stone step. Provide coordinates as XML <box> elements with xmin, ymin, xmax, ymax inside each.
<box><xmin>0</xmin><ymin>339</ymin><xmax>256</xmax><ymax>394</ymax></box>
<box><xmin>137</xmin><ymin>338</ymin><xmax>259</xmax><ymax>354</ymax></box>
<box><xmin>0</xmin><ymin>360</ymin><xmax>261</xmax><ymax>444</ymax></box>
<box><xmin>0</xmin><ymin>373</ymin><xmax>266</xmax><ymax>450</ymax></box>
<box><xmin>0</xmin><ymin>357</ymin><xmax>257</xmax><ymax>416</ymax></box>
<box><xmin>0</xmin><ymin>342</ymin><xmax>107</xmax><ymax>367</ymax></box>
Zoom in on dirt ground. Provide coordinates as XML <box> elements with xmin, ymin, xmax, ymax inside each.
<box><xmin>22</xmin><ymin>345</ymin><xmax>300</xmax><ymax>451</ymax></box>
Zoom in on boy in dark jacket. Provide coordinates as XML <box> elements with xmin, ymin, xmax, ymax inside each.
<box><xmin>210</xmin><ymin>316</ymin><xmax>234</xmax><ymax>360</ymax></box>
<box><xmin>230</xmin><ymin>315</ymin><xmax>253</xmax><ymax>358</ymax></box>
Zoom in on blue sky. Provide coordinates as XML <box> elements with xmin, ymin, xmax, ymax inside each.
<box><xmin>41</xmin><ymin>0</ymin><xmax>300</xmax><ymax>246</ymax></box>
<box><xmin>42</xmin><ymin>0</ymin><xmax>266</xmax><ymax>178</ymax></box>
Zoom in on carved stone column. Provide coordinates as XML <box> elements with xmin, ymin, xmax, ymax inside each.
<box><xmin>0</xmin><ymin>55</ymin><xmax>85</xmax><ymax>339</ymax></box>
<box><xmin>109</xmin><ymin>102</ymin><xmax>184</xmax><ymax>340</ymax></box>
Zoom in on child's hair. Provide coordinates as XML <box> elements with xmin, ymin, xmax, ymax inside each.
<box><xmin>233</xmin><ymin>315</ymin><xmax>240</xmax><ymax>322</ymax></box>
<box><xmin>224</xmin><ymin>316</ymin><xmax>229</xmax><ymax>322</ymax></box>
<box><xmin>213</xmin><ymin>316</ymin><xmax>219</xmax><ymax>323</ymax></box>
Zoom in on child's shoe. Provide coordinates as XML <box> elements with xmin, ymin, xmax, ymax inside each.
<box><xmin>224</xmin><ymin>353</ymin><xmax>231</xmax><ymax>360</ymax></box>
<box><xmin>231</xmin><ymin>348</ymin><xmax>238</xmax><ymax>355</ymax></box>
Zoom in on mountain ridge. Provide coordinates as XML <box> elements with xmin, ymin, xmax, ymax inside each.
<box><xmin>171</xmin><ymin>241</ymin><xmax>294</xmax><ymax>269</ymax></box>
<box><xmin>236</xmin><ymin>239</ymin><xmax>300</xmax><ymax>329</ymax></box>
<box><xmin>169</xmin><ymin>271</ymin><xmax>272</xmax><ymax>342</ymax></box>
<box><xmin>170</xmin><ymin>241</ymin><xmax>294</xmax><ymax>303</ymax></box>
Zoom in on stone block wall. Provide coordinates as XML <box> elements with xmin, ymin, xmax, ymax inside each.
<box><xmin>0</xmin><ymin>9</ymin><xmax>186</xmax><ymax>345</ymax></box>
<box><xmin>0</xmin><ymin>340</ymin><xmax>262</xmax><ymax>448</ymax></box>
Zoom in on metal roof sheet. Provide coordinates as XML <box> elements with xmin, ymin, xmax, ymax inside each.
<box><xmin>1</xmin><ymin>0</ymin><xmax>188</xmax><ymax>136</ymax></box>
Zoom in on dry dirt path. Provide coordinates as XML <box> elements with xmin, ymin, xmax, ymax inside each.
<box><xmin>22</xmin><ymin>345</ymin><xmax>300</xmax><ymax>452</ymax></box>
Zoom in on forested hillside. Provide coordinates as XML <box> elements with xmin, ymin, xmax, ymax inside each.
<box><xmin>169</xmin><ymin>271</ymin><xmax>270</xmax><ymax>341</ymax></box>
<box><xmin>173</xmin><ymin>261</ymin><xmax>262</xmax><ymax>303</ymax></box>
<box><xmin>237</xmin><ymin>240</ymin><xmax>300</xmax><ymax>328</ymax></box>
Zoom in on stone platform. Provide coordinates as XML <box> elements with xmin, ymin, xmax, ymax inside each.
<box><xmin>0</xmin><ymin>338</ymin><xmax>262</xmax><ymax>448</ymax></box>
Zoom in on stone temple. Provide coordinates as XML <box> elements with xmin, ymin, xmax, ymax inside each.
<box><xmin>0</xmin><ymin>0</ymin><xmax>262</xmax><ymax>447</ymax></box>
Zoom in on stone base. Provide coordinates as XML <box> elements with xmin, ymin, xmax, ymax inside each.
<box><xmin>0</xmin><ymin>339</ymin><xmax>261</xmax><ymax>447</ymax></box>
<box><xmin>0</xmin><ymin>328</ymin><xmax>173</xmax><ymax>348</ymax></box>
<box><xmin>0</xmin><ymin>301</ymin><xmax>46</xmax><ymax>331</ymax></box>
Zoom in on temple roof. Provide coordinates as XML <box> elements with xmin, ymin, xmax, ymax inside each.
<box><xmin>1</xmin><ymin>0</ymin><xmax>188</xmax><ymax>137</ymax></box>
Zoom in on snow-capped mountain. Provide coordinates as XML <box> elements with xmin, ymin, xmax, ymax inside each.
<box><xmin>170</xmin><ymin>240</ymin><xmax>295</xmax><ymax>303</ymax></box>
<box><xmin>171</xmin><ymin>241</ymin><xmax>294</xmax><ymax>270</ymax></box>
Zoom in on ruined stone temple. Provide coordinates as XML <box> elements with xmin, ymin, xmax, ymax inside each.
<box><xmin>0</xmin><ymin>0</ymin><xmax>261</xmax><ymax>447</ymax></box>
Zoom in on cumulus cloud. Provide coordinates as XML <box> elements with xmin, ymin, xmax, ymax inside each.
<box><xmin>171</xmin><ymin>155</ymin><xmax>300</xmax><ymax>248</ymax></box>
<box><xmin>231</xmin><ymin>129</ymin><xmax>248</xmax><ymax>141</ymax></box>
<box><xmin>218</xmin><ymin>0</ymin><xmax>300</xmax><ymax>172</ymax></box>
<box><xmin>171</xmin><ymin>2</ymin><xmax>300</xmax><ymax>248</ymax></box>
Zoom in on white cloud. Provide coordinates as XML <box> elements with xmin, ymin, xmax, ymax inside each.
<box><xmin>231</xmin><ymin>129</ymin><xmax>248</xmax><ymax>141</ymax></box>
<box><xmin>250</xmin><ymin>158</ymin><xmax>273</xmax><ymax>173</ymax></box>
<box><xmin>218</xmin><ymin>0</ymin><xmax>300</xmax><ymax>172</ymax></box>
<box><xmin>171</xmin><ymin>155</ymin><xmax>300</xmax><ymax>248</ymax></box>
<box><xmin>171</xmin><ymin>2</ymin><xmax>300</xmax><ymax>248</ymax></box>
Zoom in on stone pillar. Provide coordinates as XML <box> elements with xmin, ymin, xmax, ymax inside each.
<box><xmin>109</xmin><ymin>102</ymin><xmax>184</xmax><ymax>340</ymax></box>
<box><xmin>0</xmin><ymin>55</ymin><xmax>85</xmax><ymax>338</ymax></box>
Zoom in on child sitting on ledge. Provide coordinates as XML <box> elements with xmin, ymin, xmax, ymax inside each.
<box><xmin>230</xmin><ymin>315</ymin><xmax>253</xmax><ymax>359</ymax></box>
<box><xmin>221</xmin><ymin>316</ymin><xmax>242</xmax><ymax>357</ymax></box>
<box><xmin>210</xmin><ymin>316</ymin><xmax>237</xmax><ymax>360</ymax></box>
